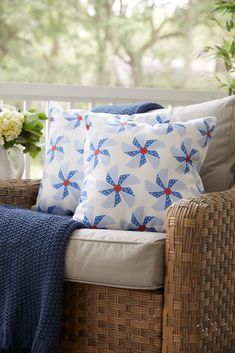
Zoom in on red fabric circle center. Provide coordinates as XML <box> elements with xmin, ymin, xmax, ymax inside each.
<box><xmin>164</xmin><ymin>188</ymin><xmax>172</xmax><ymax>195</ymax></box>
<box><xmin>186</xmin><ymin>155</ymin><xmax>191</xmax><ymax>162</ymax></box>
<box><xmin>140</xmin><ymin>147</ymin><xmax>148</xmax><ymax>155</ymax></box>
<box><xmin>52</xmin><ymin>145</ymin><xmax>57</xmax><ymax>151</ymax></box>
<box><xmin>138</xmin><ymin>225</ymin><xmax>146</xmax><ymax>231</ymax></box>
<box><xmin>114</xmin><ymin>184</ymin><xmax>122</xmax><ymax>193</ymax></box>
<box><xmin>94</xmin><ymin>149</ymin><xmax>100</xmax><ymax>156</ymax></box>
<box><xmin>63</xmin><ymin>179</ymin><xmax>70</xmax><ymax>187</ymax></box>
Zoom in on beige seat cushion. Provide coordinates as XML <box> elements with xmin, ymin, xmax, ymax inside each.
<box><xmin>156</xmin><ymin>95</ymin><xmax>235</xmax><ymax>192</ymax></box>
<box><xmin>64</xmin><ymin>228</ymin><xmax>165</xmax><ymax>289</ymax></box>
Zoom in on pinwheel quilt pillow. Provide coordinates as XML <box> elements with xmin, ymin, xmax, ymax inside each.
<box><xmin>35</xmin><ymin>102</ymin><xmax>89</xmax><ymax>215</ymax></box>
<box><xmin>73</xmin><ymin>115</ymin><xmax>216</xmax><ymax>231</ymax></box>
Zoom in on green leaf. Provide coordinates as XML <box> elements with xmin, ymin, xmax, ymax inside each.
<box><xmin>23</xmin><ymin>113</ymin><xmax>39</xmax><ymax>130</ymax></box>
<box><xmin>14</xmin><ymin>136</ymin><xmax>27</xmax><ymax>144</ymax></box>
<box><xmin>226</xmin><ymin>20</ymin><xmax>235</xmax><ymax>31</ymax></box>
<box><xmin>4</xmin><ymin>140</ymin><xmax>15</xmax><ymax>149</ymax></box>
<box><xmin>37</xmin><ymin>112</ymin><xmax>47</xmax><ymax>120</ymax></box>
<box><xmin>28</xmin><ymin>144</ymin><xmax>41</xmax><ymax>158</ymax></box>
<box><xmin>23</xmin><ymin>129</ymin><xmax>42</xmax><ymax>137</ymax></box>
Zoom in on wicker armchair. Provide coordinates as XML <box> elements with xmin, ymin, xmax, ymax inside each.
<box><xmin>0</xmin><ymin>179</ymin><xmax>235</xmax><ymax>353</ymax></box>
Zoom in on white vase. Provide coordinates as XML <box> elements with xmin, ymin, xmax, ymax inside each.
<box><xmin>0</xmin><ymin>145</ymin><xmax>25</xmax><ymax>179</ymax></box>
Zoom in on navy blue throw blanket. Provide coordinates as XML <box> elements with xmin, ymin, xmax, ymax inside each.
<box><xmin>91</xmin><ymin>102</ymin><xmax>164</xmax><ymax>115</ymax></box>
<box><xmin>0</xmin><ymin>206</ymin><xmax>80</xmax><ymax>353</ymax></box>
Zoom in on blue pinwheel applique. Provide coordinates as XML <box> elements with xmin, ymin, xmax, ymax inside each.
<box><xmin>122</xmin><ymin>135</ymin><xmax>164</xmax><ymax>168</ymax></box>
<box><xmin>97</xmin><ymin>166</ymin><xmax>139</xmax><ymax>208</ymax></box>
<box><xmin>47</xmin><ymin>135</ymin><xmax>68</xmax><ymax>163</ymax></box>
<box><xmin>65</xmin><ymin>112</ymin><xmax>84</xmax><ymax>130</ymax></box>
<box><xmin>105</xmin><ymin>115</ymin><xmax>137</xmax><ymax>133</ymax></box>
<box><xmin>197</xmin><ymin>119</ymin><xmax>215</xmax><ymax>147</ymax></box>
<box><xmin>87</xmin><ymin>137</ymin><xmax>114</xmax><ymax>170</ymax></box>
<box><xmin>171</xmin><ymin>138</ymin><xmax>199</xmax><ymax>174</ymax></box>
<box><xmin>155</xmin><ymin>122</ymin><xmax>186</xmax><ymax>136</ymax></box>
<box><xmin>78</xmin><ymin>208</ymin><xmax>115</xmax><ymax>229</ymax></box>
<box><xmin>122</xmin><ymin>206</ymin><xmax>163</xmax><ymax>232</ymax></box>
<box><xmin>51</xmin><ymin>163</ymin><xmax>83</xmax><ymax>200</ymax></box>
<box><xmin>85</xmin><ymin>114</ymin><xmax>93</xmax><ymax>130</ymax></box>
<box><xmin>145</xmin><ymin>169</ymin><xmax>186</xmax><ymax>210</ymax></box>
<box><xmin>155</xmin><ymin>114</ymin><xmax>170</xmax><ymax>124</ymax></box>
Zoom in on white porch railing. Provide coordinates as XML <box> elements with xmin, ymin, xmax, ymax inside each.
<box><xmin>0</xmin><ymin>82</ymin><xmax>226</xmax><ymax>178</ymax></box>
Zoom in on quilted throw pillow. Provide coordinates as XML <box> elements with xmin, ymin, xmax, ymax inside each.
<box><xmin>73</xmin><ymin>114</ymin><xmax>216</xmax><ymax>231</ymax></box>
<box><xmin>35</xmin><ymin>102</ymin><xmax>89</xmax><ymax>215</ymax></box>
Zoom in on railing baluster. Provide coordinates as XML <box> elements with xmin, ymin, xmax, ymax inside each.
<box><xmin>88</xmin><ymin>102</ymin><xmax>92</xmax><ymax>110</ymax></box>
<box><xmin>23</xmin><ymin>100</ymin><xmax>31</xmax><ymax>179</ymax></box>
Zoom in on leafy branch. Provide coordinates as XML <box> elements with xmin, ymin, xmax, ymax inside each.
<box><xmin>201</xmin><ymin>0</ymin><xmax>235</xmax><ymax>95</ymax></box>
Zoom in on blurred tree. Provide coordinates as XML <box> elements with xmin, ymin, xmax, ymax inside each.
<box><xmin>0</xmin><ymin>0</ymin><xmax>226</xmax><ymax>90</ymax></box>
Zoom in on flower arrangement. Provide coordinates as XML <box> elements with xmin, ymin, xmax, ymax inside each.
<box><xmin>0</xmin><ymin>104</ymin><xmax>47</xmax><ymax>158</ymax></box>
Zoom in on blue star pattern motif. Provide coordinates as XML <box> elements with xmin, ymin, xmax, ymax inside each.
<box><xmin>105</xmin><ymin>115</ymin><xmax>137</xmax><ymax>133</ymax></box>
<box><xmin>122</xmin><ymin>135</ymin><xmax>165</xmax><ymax>168</ymax></box>
<box><xmin>171</xmin><ymin>138</ymin><xmax>199</xmax><ymax>174</ymax></box>
<box><xmin>197</xmin><ymin>118</ymin><xmax>216</xmax><ymax>147</ymax></box>
<box><xmin>97</xmin><ymin>166</ymin><xmax>139</xmax><ymax>208</ymax></box>
<box><xmin>145</xmin><ymin>169</ymin><xmax>186</xmax><ymax>210</ymax></box>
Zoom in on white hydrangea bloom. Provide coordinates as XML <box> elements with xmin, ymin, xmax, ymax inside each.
<box><xmin>0</xmin><ymin>108</ymin><xmax>24</xmax><ymax>142</ymax></box>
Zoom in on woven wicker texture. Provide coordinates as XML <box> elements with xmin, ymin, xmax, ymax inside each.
<box><xmin>163</xmin><ymin>186</ymin><xmax>235</xmax><ymax>353</ymax></box>
<box><xmin>0</xmin><ymin>179</ymin><xmax>40</xmax><ymax>208</ymax></box>
<box><xmin>58</xmin><ymin>282</ymin><xmax>163</xmax><ymax>353</ymax></box>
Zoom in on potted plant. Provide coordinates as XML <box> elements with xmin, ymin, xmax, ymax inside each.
<box><xmin>0</xmin><ymin>104</ymin><xmax>47</xmax><ymax>178</ymax></box>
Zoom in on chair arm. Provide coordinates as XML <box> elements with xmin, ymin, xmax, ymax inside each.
<box><xmin>0</xmin><ymin>179</ymin><xmax>40</xmax><ymax>208</ymax></box>
<box><xmin>162</xmin><ymin>187</ymin><xmax>235</xmax><ymax>353</ymax></box>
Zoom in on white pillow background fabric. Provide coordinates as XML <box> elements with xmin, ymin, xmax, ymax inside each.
<box><xmin>73</xmin><ymin>115</ymin><xmax>216</xmax><ymax>231</ymax></box>
<box><xmin>35</xmin><ymin>102</ymin><xmax>88</xmax><ymax>214</ymax></box>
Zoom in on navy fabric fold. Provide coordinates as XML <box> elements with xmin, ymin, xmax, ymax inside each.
<box><xmin>91</xmin><ymin>102</ymin><xmax>164</xmax><ymax>115</ymax></box>
<box><xmin>0</xmin><ymin>206</ymin><xmax>81</xmax><ymax>353</ymax></box>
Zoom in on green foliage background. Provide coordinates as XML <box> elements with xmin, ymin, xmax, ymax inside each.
<box><xmin>0</xmin><ymin>0</ymin><xmax>228</xmax><ymax>90</ymax></box>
